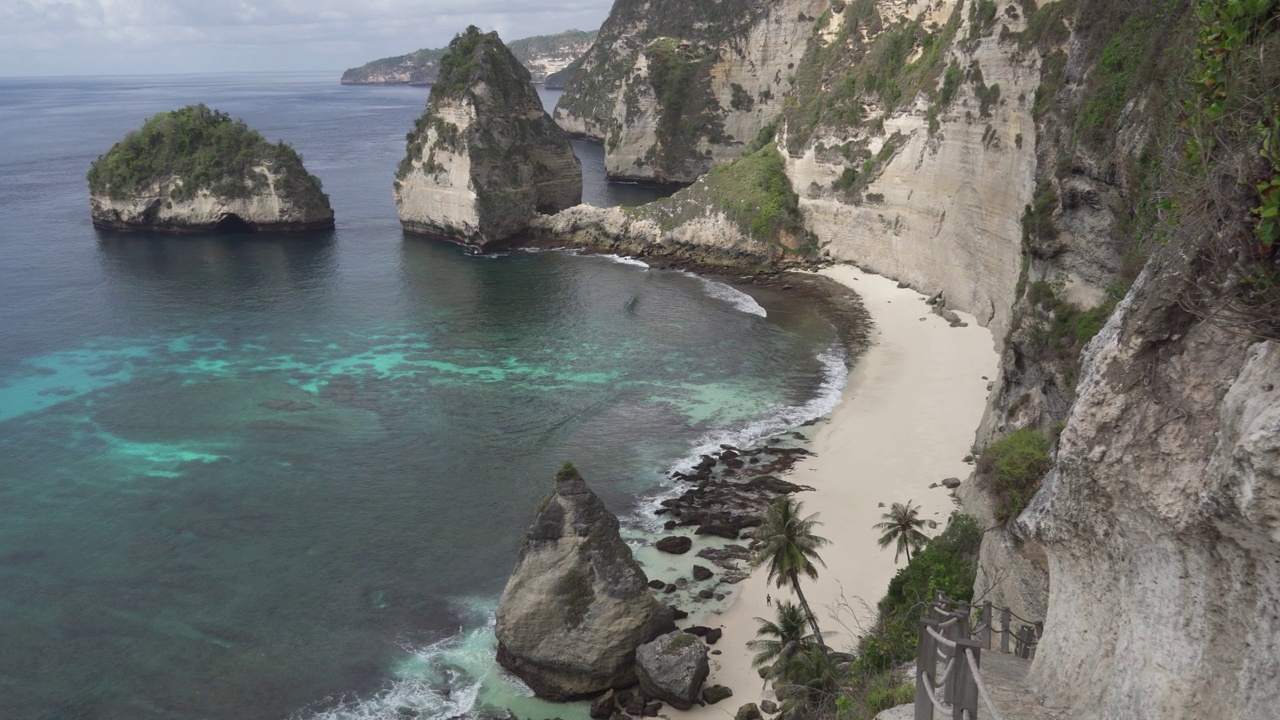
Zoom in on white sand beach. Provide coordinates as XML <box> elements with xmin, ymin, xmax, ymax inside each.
<box><xmin>673</xmin><ymin>265</ymin><xmax>1001</xmax><ymax>718</ymax></box>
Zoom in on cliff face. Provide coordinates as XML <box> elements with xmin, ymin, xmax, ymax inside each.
<box><xmin>554</xmin><ymin>0</ymin><xmax>827</xmax><ymax>184</ymax></box>
<box><xmin>341</xmin><ymin>30</ymin><xmax>597</xmax><ymax>85</ymax></box>
<box><xmin>394</xmin><ymin>27</ymin><xmax>581</xmax><ymax>248</ymax></box>
<box><xmin>90</xmin><ymin>171</ymin><xmax>334</xmax><ymax>233</ymax></box>
<box><xmin>87</xmin><ymin>104</ymin><xmax>333</xmax><ymax>233</ymax></box>
<box><xmin>1019</xmin><ymin>257</ymin><xmax>1280</xmax><ymax>719</ymax></box>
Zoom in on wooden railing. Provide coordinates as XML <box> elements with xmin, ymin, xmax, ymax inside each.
<box><xmin>914</xmin><ymin>593</ymin><xmax>1044</xmax><ymax>720</ymax></box>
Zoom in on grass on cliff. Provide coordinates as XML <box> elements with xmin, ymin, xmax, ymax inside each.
<box><xmin>977</xmin><ymin>429</ymin><xmax>1052</xmax><ymax>522</ymax></box>
<box><xmin>86</xmin><ymin>104</ymin><xmax>324</xmax><ymax>207</ymax></box>
<box><xmin>638</xmin><ymin>142</ymin><xmax>810</xmax><ymax>252</ymax></box>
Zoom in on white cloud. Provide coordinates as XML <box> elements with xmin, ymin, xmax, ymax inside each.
<box><xmin>0</xmin><ymin>0</ymin><xmax>614</xmax><ymax>75</ymax></box>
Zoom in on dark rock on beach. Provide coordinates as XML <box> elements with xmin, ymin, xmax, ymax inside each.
<box><xmin>655</xmin><ymin>536</ymin><xmax>692</xmax><ymax>555</ymax></box>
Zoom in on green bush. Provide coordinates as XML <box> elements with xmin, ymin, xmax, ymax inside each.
<box><xmin>852</xmin><ymin>513</ymin><xmax>982</xmax><ymax>674</ymax></box>
<box><xmin>978</xmin><ymin>429</ymin><xmax>1051</xmax><ymax>521</ymax></box>
<box><xmin>87</xmin><ymin>104</ymin><xmax>324</xmax><ymax>208</ymax></box>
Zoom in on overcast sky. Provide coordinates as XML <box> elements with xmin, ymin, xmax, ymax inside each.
<box><xmin>0</xmin><ymin>1</ymin><xmax>614</xmax><ymax>77</ymax></box>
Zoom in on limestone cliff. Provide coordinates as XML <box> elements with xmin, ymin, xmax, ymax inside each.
<box><xmin>393</xmin><ymin>27</ymin><xmax>581</xmax><ymax>248</ymax></box>
<box><xmin>495</xmin><ymin>464</ymin><xmax>674</xmax><ymax>700</ymax></box>
<box><xmin>554</xmin><ymin>0</ymin><xmax>828</xmax><ymax>184</ymax></box>
<box><xmin>341</xmin><ymin>30</ymin><xmax>597</xmax><ymax>86</ymax></box>
<box><xmin>87</xmin><ymin>105</ymin><xmax>333</xmax><ymax>233</ymax></box>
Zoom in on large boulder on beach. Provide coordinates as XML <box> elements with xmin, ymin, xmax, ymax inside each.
<box><xmin>394</xmin><ymin>26</ymin><xmax>581</xmax><ymax>249</ymax></box>
<box><xmin>634</xmin><ymin>631</ymin><xmax>710</xmax><ymax>710</ymax></box>
<box><xmin>496</xmin><ymin>463</ymin><xmax>674</xmax><ymax>700</ymax></box>
<box><xmin>88</xmin><ymin>104</ymin><xmax>334</xmax><ymax>233</ymax></box>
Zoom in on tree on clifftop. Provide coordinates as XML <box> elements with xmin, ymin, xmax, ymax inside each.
<box><xmin>873</xmin><ymin>500</ymin><xmax>929</xmax><ymax>564</ymax></box>
<box><xmin>752</xmin><ymin>497</ymin><xmax>829</xmax><ymax>646</ymax></box>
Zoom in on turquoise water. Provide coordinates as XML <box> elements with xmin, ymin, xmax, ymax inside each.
<box><xmin>0</xmin><ymin>74</ymin><xmax>848</xmax><ymax>719</ymax></box>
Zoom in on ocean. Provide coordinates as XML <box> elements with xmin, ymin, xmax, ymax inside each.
<box><xmin>0</xmin><ymin>72</ymin><xmax>849</xmax><ymax>720</ymax></box>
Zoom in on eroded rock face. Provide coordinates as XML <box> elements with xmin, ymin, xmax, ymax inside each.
<box><xmin>1019</xmin><ymin>255</ymin><xmax>1280</xmax><ymax>719</ymax></box>
<box><xmin>634</xmin><ymin>631</ymin><xmax>710</xmax><ymax>711</ymax></box>
<box><xmin>495</xmin><ymin>464</ymin><xmax>674</xmax><ymax>700</ymax></box>
<box><xmin>554</xmin><ymin>0</ymin><xmax>825</xmax><ymax>184</ymax></box>
<box><xmin>394</xmin><ymin>27</ymin><xmax>581</xmax><ymax>248</ymax></box>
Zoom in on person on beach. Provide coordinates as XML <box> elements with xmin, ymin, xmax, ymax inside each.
<box><xmin>766</xmin><ymin>593</ymin><xmax>771</xmax><ymax>607</ymax></box>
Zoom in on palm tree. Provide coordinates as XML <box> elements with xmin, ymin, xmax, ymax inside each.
<box><xmin>747</xmin><ymin>601</ymin><xmax>817</xmax><ymax>675</ymax></box>
<box><xmin>873</xmin><ymin>500</ymin><xmax>929</xmax><ymax>564</ymax></box>
<box><xmin>773</xmin><ymin>643</ymin><xmax>842</xmax><ymax>719</ymax></box>
<box><xmin>751</xmin><ymin>497</ymin><xmax>829</xmax><ymax>644</ymax></box>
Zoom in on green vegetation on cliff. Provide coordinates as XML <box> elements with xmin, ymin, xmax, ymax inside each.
<box><xmin>638</xmin><ymin>141</ymin><xmax>810</xmax><ymax>253</ymax></box>
<box><xmin>978</xmin><ymin>429</ymin><xmax>1052</xmax><ymax>522</ymax></box>
<box><xmin>86</xmin><ymin>104</ymin><xmax>326</xmax><ymax>208</ymax></box>
<box><xmin>782</xmin><ymin>1</ymin><xmax>963</xmax><ymax>153</ymax></box>
<box><xmin>632</xmin><ymin>37</ymin><xmax>726</xmax><ymax>177</ymax></box>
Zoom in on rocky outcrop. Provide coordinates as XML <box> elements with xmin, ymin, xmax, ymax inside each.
<box><xmin>87</xmin><ymin>104</ymin><xmax>333</xmax><ymax>233</ymax></box>
<box><xmin>554</xmin><ymin>0</ymin><xmax>827</xmax><ymax>184</ymax></box>
<box><xmin>634</xmin><ymin>631</ymin><xmax>710</xmax><ymax>710</ymax></box>
<box><xmin>394</xmin><ymin>27</ymin><xmax>581</xmax><ymax>248</ymax></box>
<box><xmin>1018</xmin><ymin>254</ymin><xmax>1280</xmax><ymax>719</ymax></box>
<box><xmin>495</xmin><ymin>463</ymin><xmax>674</xmax><ymax>700</ymax></box>
<box><xmin>342</xmin><ymin>30</ymin><xmax>597</xmax><ymax>85</ymax></box>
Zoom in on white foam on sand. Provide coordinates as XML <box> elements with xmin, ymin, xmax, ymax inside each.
<box><xmin>627</xmin><ymin>346</ymin><xmax>848</xmax><ymax>532</ymax></box>
<box><xmin>679</xmin><ymin>271</ymin><xmax>768</xmax><ymax>317</ymax></box>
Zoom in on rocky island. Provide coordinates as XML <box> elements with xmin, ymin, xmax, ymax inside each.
<box><xmin>394</xmin><ymin>26</ymin><xmax>582</xmax><ymax>248</ymax></box>
<box><xmin>87</xmin><ymin>104</ymin><xmax>334</xmax><ymax>233</ymax></box>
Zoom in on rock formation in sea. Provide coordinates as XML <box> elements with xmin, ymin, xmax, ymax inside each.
<box><xmin>342</xmin><ymin>29</ymin><xmax>597</xmax><ymax>86</ymax></box>
<box><xmin>495</xmin><ymin>463</ymin><xmax>674</xmax><ymax>700</ymax></box>
<box><xmin>394</xmin><ymin>26</ymin><xmax>582</xmax><ymax>248</ymax></box>
<box><xmin>87</xmin><ymin>104</ymin><xmax>334</xmax><ymax>233</ymax></box>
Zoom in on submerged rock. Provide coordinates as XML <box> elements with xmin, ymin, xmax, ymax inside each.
<box><xmin>495</xmin><ymin>463</ymin><xmax>673</xmax><ymax>700</ymax></box>
<box><xmin>634</xmin><ymin>631</ymin><xmax>709</xmax><ymax>711</ymax></box>
<box><xmin>394</xmin><ymin>26</ymin><xmax>581</xmax><ymax>249</ymax></box>
<box><xmin>87</xmin><ymin>104</ymin><xmax>333</xmax><ymax>233</ymax></box>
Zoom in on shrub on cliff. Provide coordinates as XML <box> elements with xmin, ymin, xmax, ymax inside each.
<box><xmin>978</xmin><ymin>429</ymin><xmax>1052</xmax><ymax>522</ymax></box>
<box><xmin>87</xmin><ymin>105</ymin><xmax>325</xmax><ymax>208</ymax></box>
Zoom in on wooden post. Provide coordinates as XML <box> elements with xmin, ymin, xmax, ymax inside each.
<box><xmin>951</xmin><ymin>639</ymin><xmax>981</xmax><ymax>720</ymax></box>
<box><xmin>1017</xmin><ymin>625</ymin><xmax>1034</xmax><ymax>659</ymax></box>
<box><xmin>944</xmin><ymin>605</ymin><xmax>969</xmax><ymax>705</ymax></box>
<box><xmin>1000</xmin><ymin>607</ymin><xmax>1011</xmax><ymax>654</ymax></box>
<box><xmin>916</xmin><ymin>619</ymin><xmax>936</xmax><ymax>720</ymax></box>
<box><xmin>982</xmin><ymin>601</ymin><xmax>993</xmax><ymax>649</ymax></box>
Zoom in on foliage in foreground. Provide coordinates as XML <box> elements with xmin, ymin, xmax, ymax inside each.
<box><xmin>752</xmin><ymin>513</ymin><xmax>981</xmax><ymax>719</ymax></box>
<box><xmin>87</xmin><ymin>104</ymin><xmax>324</xmax><ymax>208</ymax></box>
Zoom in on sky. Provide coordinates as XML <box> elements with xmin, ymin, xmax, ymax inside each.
<box><xmin>0</xmin><ymin>0</ymin><xmax>615</xmax><ymax>77</ymax></box>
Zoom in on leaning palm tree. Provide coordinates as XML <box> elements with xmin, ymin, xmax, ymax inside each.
<box><xmin>751</xmin><ymin>497</ymin><xmax>829</xmax><ymax>644</ymax></box>
<box><xmin>747</xmin><ymin>601</ymin><xmax>818</xmax><ymax>676</ymax></box>
<box><xmin>873</xmin><ymin>500</ymin><xmax>929</xmax><ymax>564</ymax></box>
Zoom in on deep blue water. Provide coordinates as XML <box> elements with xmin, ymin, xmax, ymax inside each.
<box><xmin>0</xmin><ymin>73</ymin><xmax>846</xmax><ymax>720</ymax></box>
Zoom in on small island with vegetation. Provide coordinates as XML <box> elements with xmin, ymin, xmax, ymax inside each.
<box><xmin>394</xmin><ymin>27</ymin><xmax>581</xmax><ymax>248</ymax></box>
<box><xmin>88</xmin><ymin>104</ymin><xmax>334</xmax><ymax>233</ymax></box>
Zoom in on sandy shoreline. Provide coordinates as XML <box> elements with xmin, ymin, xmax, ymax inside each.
<box><xmin>670</xmin><ymin>265</ymin><xmax>1000</xmax><ymax>718</ymax></box>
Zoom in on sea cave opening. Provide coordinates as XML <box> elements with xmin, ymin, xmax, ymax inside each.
<box><xmin>215</xmin><ymin>213</ymin><xmax>255</xmax><ymax>233</ymax></box>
